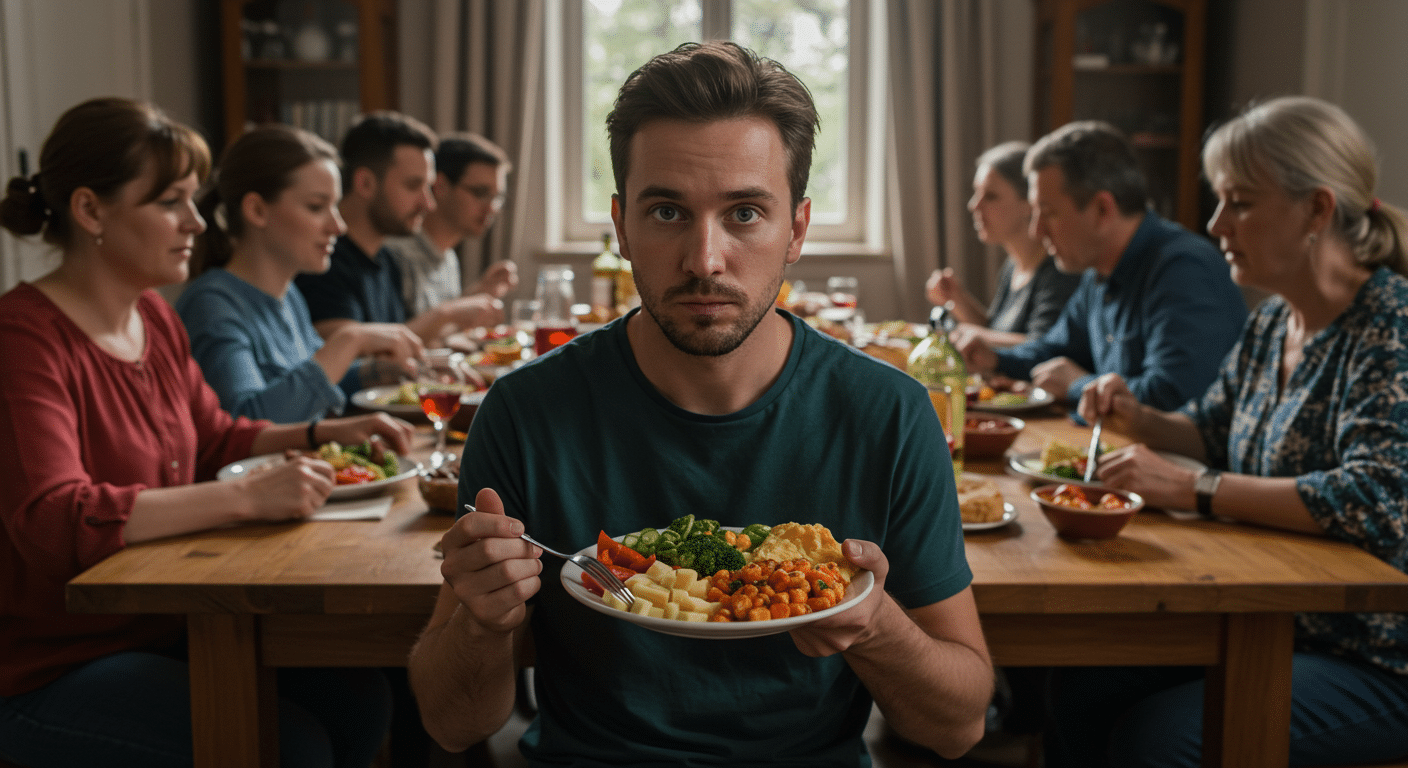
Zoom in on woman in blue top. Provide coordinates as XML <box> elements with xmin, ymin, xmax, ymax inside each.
<box><xmin>927</xmin><ymin>141</ymin><xmax>1080</xmax><ymax>349</ymax></box>
<box><xmin>1056</xmin><ymin>97</ymin><xmax>1408</xmax><ymax>767</ymax></box>
<box><xmin>177</xmin><ymin>125</ymin><xmax>423</xmax><ymax>422</ymax></box>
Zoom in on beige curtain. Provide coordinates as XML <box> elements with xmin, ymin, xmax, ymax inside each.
<box><xmin>887</xmin><ymin>0</ymin><xmax>1005</xmax><ymax>322</ymax></box>
<box><xmin>427</xmin><ymin>0</ymin><xmax>545</xmax><ymax>290</ymax></box>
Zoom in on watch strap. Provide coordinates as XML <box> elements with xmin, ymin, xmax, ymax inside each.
<box><xmin>1194</xmin><ymin>468</ymin><xmax>1222</xmax><ymax>519</ymax></box>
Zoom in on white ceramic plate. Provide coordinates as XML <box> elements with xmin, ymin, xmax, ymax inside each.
<box><xmin>217</xmin><ymin>451</ymin><xmax>419</xmax><ymax>500</ymax></box>
<box><xmin>963</xmin><ymin>502</ymin><xmax>1018</xmax><ymax>532</ymax></box>
<box><xmin>1006</xmin><ymin>449</ymin><xmax>1205</xmax><ymax>513</ymax></box>
<box><xmin>559</xmin><ymin>531</ymin><xmax>875</xmax><ymax>639</ymax></box>
<box><xmin>968</xmin><ymin>387</ymin><xmax>1056</xmax><ymax>413</ymax></box>
<box><xmin>351</xmin><ymin>385</ymin><xmax>424</xmax><ymax>418</ymax></box>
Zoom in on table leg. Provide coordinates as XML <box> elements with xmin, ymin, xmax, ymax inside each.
<box><xmin>1202</xmin><ymin>613</ymin><xmax>1294</xmax><ymax>768</ymax></box>
<box><xmin>188</xmin><ymin>614</ymin><xmax>279</xmax><ymax>768</ymax></box>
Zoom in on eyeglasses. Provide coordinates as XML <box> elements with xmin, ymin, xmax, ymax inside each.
<box><xmin>460</xmin><ymin>184</ymin><xmax>507</xmax><ymax>210</ymax></box>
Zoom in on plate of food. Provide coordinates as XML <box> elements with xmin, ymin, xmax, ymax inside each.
<box><xmin>351</xmin><ymin>382</ymin><xmax>424</xmax><ymax>418</ymax></box>
<box><xmin>957</xmin><ymin>475</ymin><xmax>1018</xmax><ymax>531</ymax></box>
<box><xmin>217</xmin><ymin>441</ymin><xmax>418</xmax><ymax>501</ymax></box>
<box><xmin>559</xmin><ymin>520</ymin><xmax>874</xmax><ymax>640</ymax></box>
<box><xmin>1007</xmin><ymin>443</ymin><xmax>1206</xmax><ymax>490</ymax></box>
<box><xmin>967</xmin><ymin>383</ymin><xmax>1055</xmax><ymax>413</ymax></box>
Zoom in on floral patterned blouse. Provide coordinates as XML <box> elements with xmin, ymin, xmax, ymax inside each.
<box><xmin>1182</xmin><ymin>267</ymin><xmax>1408</xmax><ymax>676</ymax></box>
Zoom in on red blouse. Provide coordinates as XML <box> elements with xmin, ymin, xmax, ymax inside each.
<box><xmin>0</xmin><ymin>284</ymin><xmax>267</xmax><ymax>695</ymax></box>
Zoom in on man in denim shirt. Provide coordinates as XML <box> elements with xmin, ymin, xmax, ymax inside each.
<box><xmin>956</xmin><ymin>121</ymin><xmax>1246</xmax><ymax>410</ymax></box>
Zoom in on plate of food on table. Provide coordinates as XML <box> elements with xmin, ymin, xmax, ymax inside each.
<box><xmin>559</xmin><ymin>514</ymin><xmax>875</xmax><ymax>639</ymax></box>
<box><xmin>967</xmin><ymin>375</ymin><xmax>1055</xmax><ymax>413</ymax></box>
<box><xmin>956</xmin><ymin>475</ymin><xmax>1018</xmax><ymax>531</ymax></box>
<box><xmin>217</xmin><ymin>440</ymin><xmax>418</xmax><ymax>501</ymax></box>
<box><xmin>351</xmin><ymin>381</ymin><xmax>426</xmax><ymax>418</ymax></box>
<box><xmin>1007</xmin><ymin>438</ymin><xmax>1206</xmax><ymax>489</ymax></box>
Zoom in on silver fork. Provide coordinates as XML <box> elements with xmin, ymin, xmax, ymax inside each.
<box><xmin>522</xmin><ymin>531</ymin><xmax>636</xmax><ymax>606</ymax></box>
<box><xmin>461</xmin><ymin>505</ymin><xmax>636</xmax><ymax>606</ymax></box>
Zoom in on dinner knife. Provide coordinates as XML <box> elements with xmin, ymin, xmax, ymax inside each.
<box><xmin>1084</xmin><ymin>416</ymin><xmax>1104</xmax><ymax>483</ymax></box>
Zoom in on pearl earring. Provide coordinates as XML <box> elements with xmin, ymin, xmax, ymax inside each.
<box><xmin>94</xmin><ymin>233</ymin><xmax>103</xmax><ymax>246</ymax></box>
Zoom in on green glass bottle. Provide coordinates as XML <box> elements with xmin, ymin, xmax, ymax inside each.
<box><xmin>907</xmin><ymin>307</ymin><xmax>966</xmax><ymax>479</ymax></box>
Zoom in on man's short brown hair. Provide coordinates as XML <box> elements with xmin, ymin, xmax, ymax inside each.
<box><xmin>1025</xmin><ymin>121</ymin><xmax>1149</xmax><ymax>216</ymax></box>
<box><xmin>606</xmin><ymin>41</ymin><xmax>818</xmax><ymax>212</ymax></box>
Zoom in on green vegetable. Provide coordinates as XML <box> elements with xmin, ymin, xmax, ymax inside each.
<box><xmin>673</xmin><ymin>535</ymin><xmax>746</xmax><ymax>577</ymax></box>
<box><xmin>346</xmin><ymin>441</ymin><xmax>398</xmax><ymax>477</ymax></box>
<box><xmin>692</xmin><ymin>518</ymin><xmax>721</xmax><ymax>537</ymax></box>
<box><xmin>1048</xmin><ymin>464</ymin><xmax>1081</xmax><ymax>480</ymax></box>
<box><xmin>740</xmin><ymin>523</ymin><xmax>771</xmax><ymax>547</ymax></box>
<box><xmin>668</xmin><ymin>514</ymin><xmax>696</xmax><ymax>540</ymax></box>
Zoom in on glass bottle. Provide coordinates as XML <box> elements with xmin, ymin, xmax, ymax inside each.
<box><xmin>615</xmin><ymin>249</ymin><xmax>638</xmax><ymax>316</ymax></box>
<box><xmin>907</xmin><ymin>306</ymin><xmax>966</xmax><ymax>479</ymax></box>
<box><xmin>589</xmin><ymin>232</ymin><xmax>620</xmax><ymax>323</ymax></box>
<box><xmin>533</xmin><ymin>265</ymin><xmax>579</xmax><ymax>355</ymax></box>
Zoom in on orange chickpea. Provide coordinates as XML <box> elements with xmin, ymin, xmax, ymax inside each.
<box><xmin>807</xmin><ymin>595</ymin><xmax>836</xmax><ymax>611</ymax></box>
<box><xmin>769</xmin><ymin>603</ymin><xmax>791</xmax><ymax>620</ymax></box>
<box><xmin>747</xmin><ymin>607</ymin><xmax>772</xmax><ymax>622</ymax></box>
<box><xmin>789</xmin><ymin>603</ymin><xmax>811</xmax><ymax>617</ymax></box>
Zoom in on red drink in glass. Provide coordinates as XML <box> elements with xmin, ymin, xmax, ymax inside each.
<box><xmin>534</xmin><ymin>325</ymin><xmax>578</xmax><ymax>355</ymax></box>
<box><xmin>420</xmin><ymin>389</ymin><xmax>462</xmax><ymax>424</ymax></box>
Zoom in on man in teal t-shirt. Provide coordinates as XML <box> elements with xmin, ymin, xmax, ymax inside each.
<box><xmin>408</xmin><ymin>41</ymin><xmax>994</xmax><ymax>766</ymax></box>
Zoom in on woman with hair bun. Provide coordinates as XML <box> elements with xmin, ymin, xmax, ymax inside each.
<box><xmin>177</xmin><ymin>124</ymin><xmax>423</xmax><ymax>422</ymax></box>
<box><xmin>0</xmin><ymin>98</ymin><xmax>402</xmax><ymax>768</ymax></box>
<box><xmin>927</xmin><ymin>141</ymin><xmax>1080</xmax><ymax>348</ymax></box>
<box><xmin>1050</xmin><ymin>96</ymin><xmax>1408</xmax><ymax>767</ymax></box>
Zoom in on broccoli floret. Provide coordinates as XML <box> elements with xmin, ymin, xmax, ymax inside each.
<box><xmin>668</xmin><ymin>514</ymin><xmax>696</xmax><ymax>539</ymax></box>
<box><xmin>346</xmin><ymin>440</ymin><xmax>398</xmax><ymax>476</ymax></box>
<box><xmin>674</xmin><ymin>535</ymin><xmax>746</xmax><ymax>577</ymax></box>
<box><xmin>692</xmin><ymin>518</ymin><xmax>721</xmax><ymax>537</ymax></box>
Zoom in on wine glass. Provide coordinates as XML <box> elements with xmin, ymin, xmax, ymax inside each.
<box><xmin>416</xmin><ymin>350</ymin><xmax>468</xmax><ymax>465</ymax></box>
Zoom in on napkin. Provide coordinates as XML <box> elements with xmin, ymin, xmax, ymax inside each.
<box><xmin>311</xmin><ymin>495</ymin><xmax>394</xmax><ymax>521</ymax></box>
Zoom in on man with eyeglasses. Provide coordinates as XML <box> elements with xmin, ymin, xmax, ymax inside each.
<box><xmin>384</xmin><ymin>132</ymin><xmax>518</xmax><ymax>337</ymax></box>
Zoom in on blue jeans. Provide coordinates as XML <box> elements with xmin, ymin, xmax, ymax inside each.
<box><xmin>1045</xmin><ymin>652</ymin><xmax>1408</xmax><ymax>768</ymax></box>
<box><xmin>0</xmin><ymin>651</ymin><xmax>392</xmax><ymax>768</ymax></box>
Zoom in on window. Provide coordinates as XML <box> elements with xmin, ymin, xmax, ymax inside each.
<box><xmin>547</xmin><ymin>0</ymin><xmax>887</xmax><ymax>253</ymax></box>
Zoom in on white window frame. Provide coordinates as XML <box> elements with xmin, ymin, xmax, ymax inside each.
<box><xmin>543</xmin><ymin>0</ymin><xmax>888</xmax><ymax>257</ymax></box>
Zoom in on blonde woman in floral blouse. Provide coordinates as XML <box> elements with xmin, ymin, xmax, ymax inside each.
<box><xmin>1049</xmin><ymin>96</ymin><xmax>1408</xmax><ymax>767</ymax></box>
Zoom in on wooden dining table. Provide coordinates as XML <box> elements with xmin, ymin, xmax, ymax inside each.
<box><xmin>66</xmin><ymin>415</ymin><xmax>1408</xmax><ymax>768</ymax></box>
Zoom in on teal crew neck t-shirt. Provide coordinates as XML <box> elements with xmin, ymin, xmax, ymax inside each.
<box><xmin>458</xmin><ymin>309</ymin><xmax>970</xmax><ymax>767</ymax></box>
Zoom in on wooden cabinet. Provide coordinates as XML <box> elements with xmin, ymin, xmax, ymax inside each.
<box><xmin>1034</xmin><ymin>0</ymin><xmax>1206</xmax><ymax>229</ymax></box>
<box><xmin>219</xmin><ymin>0</ymin><xmax>397</xmax><ymax>147</ymax></box>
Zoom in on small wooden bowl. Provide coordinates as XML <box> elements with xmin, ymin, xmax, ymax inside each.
<box><xmin>1031</xmin><ymin>483</ymin><xmax>1143</xmax><ymax>540</ymax></box>
<box><xmin>964</xmin><ymin>413</ymin><xmax>1025</xmax><ymax>460</ymax></box>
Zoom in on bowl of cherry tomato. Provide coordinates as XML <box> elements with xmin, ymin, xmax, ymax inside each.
<box><xmin>1031</xmin><ymin>483</ymin><xmax>1144</xmax><ymax>540</ymax></box>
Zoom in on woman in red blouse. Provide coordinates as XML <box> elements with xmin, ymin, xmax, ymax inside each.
<box><xmin>0</xmin><ymin>98</ymin><xmax>407</xmax><ymax>767</ymax></box>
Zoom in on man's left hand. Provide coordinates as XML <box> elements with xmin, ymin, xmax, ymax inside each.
<box><xmin>1030</xmin><ymin>356</ymin><xmax>1090</xmax><ymax>401</ymax></box>
<box><xmin>788</xmin><ymin>538</ymin><xmax>889</xmax><ymax>657</ymax></box>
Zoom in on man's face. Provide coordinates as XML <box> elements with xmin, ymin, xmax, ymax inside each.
<box><xmin>611</xmin><ymin>116</ymin><xmax>808</xmax><ymax>357</ymax></box>
<box><xmin>366</xmin><ymin>145</ymin><xmax>436</xmax><ymax>237</ymax></box>
<box><xmin>1029</xmin><ymin>165</ymin><xmax>1102</xmax><ymax>274</ymax></box>
<box><xmin>436</xmin><ymin>161</ymin><xmax>507</xmax><ymax>238</ymax></box>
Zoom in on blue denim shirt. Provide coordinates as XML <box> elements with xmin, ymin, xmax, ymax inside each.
<box><xmin>176</xmin><ymin>269</ymin><xmax>355</xmax><ymax>423</ymax></box>
<box><xmin>996</xmin><ymin>213</ymin><xmax>1247</xmax><ymax>410</ymax></box>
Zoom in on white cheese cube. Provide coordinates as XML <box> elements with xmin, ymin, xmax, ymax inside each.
<box><xmin>678</xmin><ymin>610</ymin><xmax>710</xmax><ymax>622</ymax></box>
<box><xmin>629</xmin><ymin>597</ymin><xmax>654</xmax><ymax>615</ymax></box>
<box><xmin>632</xmin><ymin>581</ymin><xmax>671</xmax><ymax>609</ymax></box>
<box><xmin>662</xmin><ymin>602</ymin><xmax>680</xmax><ymax>621</ymax></box>
<box><xmin>603</xmin><ymin>592</ymin><xmax>630</xmax><ymax>611</ymax></box>
<box><xmin>669</xmin><ymin>588</ymin><xmax>691</xmax><ymax>605</ymax></box>
<box><xmin>686</xmin><ymin>579</ymin><xmax>711</xmax><ymax>600</ymax></box>
<box><xmin>645</xmin><ymin>560</ymin><xmax>675</xmax><ymax>585</ymax></box>
<box><xmin>646</xmin><ymin>607</ymin><xmax>665</xmax><ymax>619</ymax></box>
<box><xmin>625</xmin><ymin>573</ymin><xmax>651</xmax><ymax>588</ymax></box>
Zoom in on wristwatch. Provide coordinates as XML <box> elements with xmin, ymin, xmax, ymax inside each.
<box><xmin>1194</xmin><ymin>468</ymin><xmax>1222</xmax><ymax>519</ymax></box>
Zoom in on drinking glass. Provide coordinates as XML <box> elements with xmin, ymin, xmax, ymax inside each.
<box><xmin>819</xmin><ymin>276</ymin><xmax>862</xmax><ymax>329</ymax></box>
<box><xmin>416</xmin><ymin>350</ymin><xmax>469</xmax><ymax>464</ymax></box>
<box><xmin>511</xmin><ymin>299</ymin><xmax>541</xmax><ymax>350</ymax></box>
